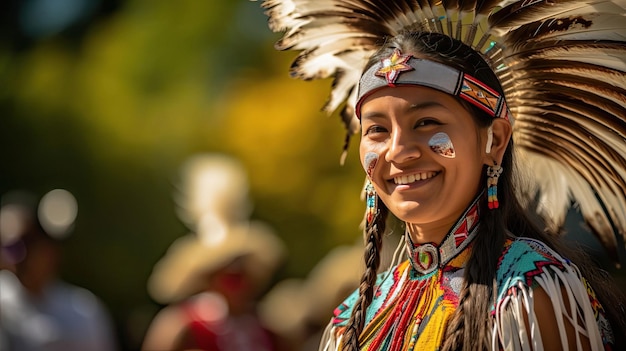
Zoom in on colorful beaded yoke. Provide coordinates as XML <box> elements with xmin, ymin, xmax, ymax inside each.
<box><xmin>321</xmin><ymin>203</ymin><xmax>613</xmax><ymax>351</ymax></box>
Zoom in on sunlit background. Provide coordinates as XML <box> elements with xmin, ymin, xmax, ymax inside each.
<box><xmin>0</xmin><ymin>0</ymin><xmax>368</xmax><ymax>349</ymax></box>
<box><xmin>1</xmin><ymin>1</ymin><xmax>624</xmax><ymax>350</ymax></box>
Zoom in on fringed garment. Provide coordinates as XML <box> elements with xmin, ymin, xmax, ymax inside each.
<box><xmin>319</xmin><ymin>199</ymin><xmax>614</xmax><ymax>350</ymax></box>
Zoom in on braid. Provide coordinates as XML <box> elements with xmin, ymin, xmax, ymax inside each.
<box><xmin>441</xmin><ymin>192</ymin><xmax>503</xmax><ymax>351</ymax></box>
<box><xmin>342</xmin><ymin>200</ymin><xmax>388</xmax><ymax>351</ymax></box>
<box><xmin>440</xmin><ymin>280</ymin><xmax>469</xmax><ymax>351</ymax></box>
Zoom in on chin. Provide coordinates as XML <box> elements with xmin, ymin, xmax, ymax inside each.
<box><xmin>391</xmin><ymin>202</ymin><xmax>427</xmax><ymax>222</ymax></box>
<box><xmin>394</xmin><ymin>198</ymin><xmax>462</xmax><ymax>225</ymax></box>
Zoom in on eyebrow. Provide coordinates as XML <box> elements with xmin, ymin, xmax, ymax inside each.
<box><xmin>361</xmin><ymin>100</ymin><xmax>448</xmax><ymax>120</ymax></box>
<box><xmin>407</xmin><ymin>101</ymin><xmax>448</xmax><ymax>112</ymax></box>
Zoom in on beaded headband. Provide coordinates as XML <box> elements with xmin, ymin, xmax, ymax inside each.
<box><xmin>355</xmin><ymin>49</ymin><xmax>511</xmax><ymax>121</ymax></box>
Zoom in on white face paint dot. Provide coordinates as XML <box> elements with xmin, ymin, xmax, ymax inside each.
<box><xmin>429</xmin><ymin>132</ymin><xmax>456</xmax><ymax>158</ymax></box>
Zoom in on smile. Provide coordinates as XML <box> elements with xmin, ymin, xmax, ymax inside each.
<box><xmin>393</xmin><ymin>172</ymin><xmax>438</xmax><ymax>185</ymax></box>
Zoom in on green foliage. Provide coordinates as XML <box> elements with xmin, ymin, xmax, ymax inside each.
<box><xmin>0</xmin><ymin>1</ymin><xmax>366</xmax><ymax>349</ymax></box>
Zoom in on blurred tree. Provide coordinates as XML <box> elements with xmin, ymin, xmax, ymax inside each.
<box><xmin>0</xmin><ymin>1</ymin><xmax>367</xmax><ymax>350</ymax></box>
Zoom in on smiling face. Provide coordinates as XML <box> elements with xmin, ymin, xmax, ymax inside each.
<box><xmin>359</xmin><ymin>86</ymin><xmax>488</xmax><ymax>237</ymax></box>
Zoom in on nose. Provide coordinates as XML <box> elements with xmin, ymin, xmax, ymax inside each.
<box><xmin>385</xmin><ymin>128</ymin><xmax>422</xmax><ymax>164</ymax></box>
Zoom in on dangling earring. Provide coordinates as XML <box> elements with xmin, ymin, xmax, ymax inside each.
<box><xmin>365</xmin><ymin>179</ymin><xmax>378</xmax><ymax>226</ymax></box>
<box><xmin>487</xmin><ymin>162</ymin><xmax>503</xmax><ymax>209</ymax></box>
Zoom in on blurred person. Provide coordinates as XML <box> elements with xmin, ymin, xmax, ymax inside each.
<box><xmin>142</xmin><ymin>154</ymin><xmax>285</xmax><ymax>351</ymax></box>
<box><xmin>259</xmin><ymin>233</ymin><xmax>401</xmax><ymax>351</ymax></box>
<box><xmin>259</xmin><ymin>245</ymin><xmax>364</xmax><ymax>351</ymax></box>
<box><xmin>258</xmin><ymin>278</ymin><xmax>310</xmax><ymax>351</ymax></box>
<box><xmin>0</xmin><ymin>189</ymin><xmax>118</xmax><ymax>351</ymax></box>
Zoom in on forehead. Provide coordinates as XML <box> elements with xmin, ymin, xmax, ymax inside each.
<box><xmin>360</xmin><ymin>85</ymin><xmax>465</xmax><ymax>115</ymax></box>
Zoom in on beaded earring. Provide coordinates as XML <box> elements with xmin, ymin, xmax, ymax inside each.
<box><xmin>365</xmin><ymin>179</ymin><xmax>378</xmax><ymax>226</ymax></box>
<box><xmin>487</xmin><ymin>162</ymin><xmax>503</xmax><ymax>209</ymax></box>
<box><xmin>363</xmin><ymin>151</ymin><xmax>379</xmax><ymax>226</ymax></box>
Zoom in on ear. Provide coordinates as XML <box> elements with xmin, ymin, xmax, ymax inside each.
<box><xmin>483</xmin><ymin>118</ymin><xmax>512</xmax><ymax>165</ymax></box>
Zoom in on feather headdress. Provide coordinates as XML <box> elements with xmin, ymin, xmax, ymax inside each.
<box><xmin>259</xmin><ymin>0</ymin><xmax>626</xmax><ymax>265</ymax></box>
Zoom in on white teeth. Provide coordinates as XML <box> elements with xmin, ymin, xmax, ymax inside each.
<box><xmin>394</xmin><ymin>172</ymin><xmax>436</xmax><ymax>184</ymax></box>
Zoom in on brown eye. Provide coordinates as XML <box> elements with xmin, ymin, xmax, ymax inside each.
<box><xmin>415</xmin><ymin>119</ymin><xmax>440</xmax><ymax>128</ymax></box>
<box><xmin>364</xmin><ymin>125</ymin><xmax>387</xmax><ymax>135</ymax></box>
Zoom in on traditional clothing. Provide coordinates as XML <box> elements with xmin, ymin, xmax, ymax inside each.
<box><xmin>320</xmin><ymin>198</ymin><xmax>613</xmax><ymax>351</ymax></box>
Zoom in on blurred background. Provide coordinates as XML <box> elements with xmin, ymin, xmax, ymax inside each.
<box><xmin>0</xmin><ymin>0</ymin><xmax>367</xmax><ymax>349</ymax></box>
<box><xmin>0</xmin><ymin>1</ymin><xmax>624</xmax><ymax>350</ymax></box>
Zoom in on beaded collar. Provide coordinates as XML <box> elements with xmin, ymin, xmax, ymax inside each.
<box><xmin>406</xmin><ymin>196</ymin><xmax>481</xmax><ymax>275</ymax></box>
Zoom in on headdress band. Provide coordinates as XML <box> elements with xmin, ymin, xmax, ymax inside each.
<box><xmin>355</xmin><ymin>49</ymin><xmax>511</xmax><ymax>121</ymax></box>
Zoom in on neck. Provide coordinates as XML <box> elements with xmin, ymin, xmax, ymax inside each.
<box><xmin>405</xmin><ymin>191</ymin><xmax>485</xmax><ymax>244</ymax></box>
<box><xmin>405</xmin><ymin>195</ymin><xmax>482</xmax><ymax>274</ymax></box>
<box><xmin>405</xmin><ymin>219</ymin><xmax>457</xmax><ymax>245</ymax></box>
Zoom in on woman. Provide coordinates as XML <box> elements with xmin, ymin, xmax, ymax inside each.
<box><xmin>259</xmin><ymin>0</ymin><xmax>626</xmax><ymax>349</ymax></box>
<box><xmin>321</xmin><ymin>31</ymin><xmax>625</xmax><ymax>351</ymax></box>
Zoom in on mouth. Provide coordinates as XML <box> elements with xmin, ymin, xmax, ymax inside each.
<box><xmin>393</xmin><ymin>171</ymin><xmax>439</xmax><ymax>185</ymax></box>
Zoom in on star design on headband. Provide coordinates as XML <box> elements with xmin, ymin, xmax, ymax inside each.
<box><xmin>375</xmin><ymin>48</ymin><xmax>414</xmax><ymax>85</ymax></box>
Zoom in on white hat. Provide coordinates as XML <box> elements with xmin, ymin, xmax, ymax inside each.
<box><xmin>147</xmin><ymin>220</ymin><xmax>285</xmax><ymax>305</ymax></box>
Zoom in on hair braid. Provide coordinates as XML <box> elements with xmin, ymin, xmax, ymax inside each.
<box><xmin>440</xmin><ymin>281</ymin><xmax>469</xmax><ymax>351</ymax></box>
<box><xmin>439</xmin><ymin>189</ymin><xmax>502</xmax><ymax>350</ymax></box>
<box><xmin>342</xmin><ymin>200</ymin><xmax>388</xmax><ymax>351</ymax></box>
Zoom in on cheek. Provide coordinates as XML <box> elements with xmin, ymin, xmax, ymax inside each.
<box><xmin>428</xmin><ymin>132</ymin><xmax>456</xmax><ymax>158</ymax></box>
<box><xmin>363</xmin><ymin>152</ymin><xmax>379</xmax><ymax>177</ymax></box>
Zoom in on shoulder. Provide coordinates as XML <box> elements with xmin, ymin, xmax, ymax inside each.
<box><xmin>495</xmin><ymin>237</ymin><xmax>569</xmax><ymax>289</ymax></box>
<box><xmin>0</xmin><ymin>270</ymin><xmax>24</xmax><ymax>302</ymax></box>
<box><xmin>493</xmin><ymin>237</ymin><xmax>613</xmax><ymax>349</ymax></box>
<box><xmin>47</xmin><ymin>280</ymin><xmax>112</xmax><ymax>321</ymax></box>
<box><xmin>141</xmin><ymin>304</ymin><xmax>190</xmax><ymax>350</ymax></box>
